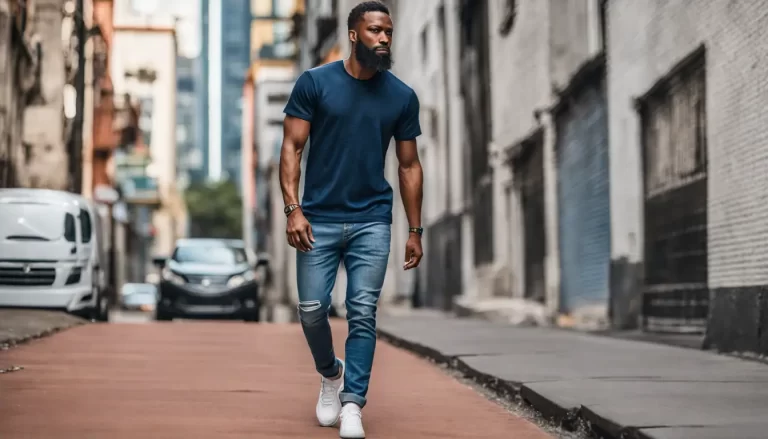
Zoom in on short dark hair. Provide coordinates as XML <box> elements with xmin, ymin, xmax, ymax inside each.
<box><xmin>347</xmin><ymin>1</ymin><xmax>390</xmax><ymax>30</ymax></box>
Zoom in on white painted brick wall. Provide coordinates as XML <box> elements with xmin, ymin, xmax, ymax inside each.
<box><xmin>485</xmin><ymin>0</ymin><xmax>552</xmax><ymax>300</ymax></box>
<box><xmin>607</xmin><ymin>0</ymin><xmax>768</xmax><ymax>288</ymax></box>
<box><xmin>488</xmin><ymin>0</ymin><xmax>551</xmax><ymax>152</ymax></box>
<box><xmin>487</xmin><ymin>0</ymin><xmax>598</xmax><ymax>306</ymax></box>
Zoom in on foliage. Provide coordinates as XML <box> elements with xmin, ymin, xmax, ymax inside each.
<box><xmin>184</xmin><ymin>180</ymin><xmax>243</xmax><ymax>239</ymax></box>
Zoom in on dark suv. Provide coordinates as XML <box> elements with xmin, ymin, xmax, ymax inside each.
<box><xmin>153</xmin><ymin>239</ymin><xmax>266</xmax><ymax>322</ymax></box>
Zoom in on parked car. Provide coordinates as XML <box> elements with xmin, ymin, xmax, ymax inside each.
<box><xmin>0</xmin><ymin>189</ymin><xmax>110</xmax><ymax>321</ymax></box>
<box><xmin>153</xmin><ymin>238</ymin><xmax>268</xmax><ymax>322</ymax></box>
<box><xmin>224</xmin><ymin>239</ymin><xmax>270</xmax><ymax>287</ymax></box>
<box><xmin>120</xmin><ymin>283</ymin><xmax>158</xmax><ymax>312</ymax></box>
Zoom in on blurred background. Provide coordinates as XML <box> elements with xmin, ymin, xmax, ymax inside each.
<box><xmin>1</xmin><ymin>0</ymin><xmax>766</xmax><ymax>355</ymax></box>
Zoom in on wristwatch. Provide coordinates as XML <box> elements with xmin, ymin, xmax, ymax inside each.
<box><xmin>284</xmin><ymin>204</ymin><xmax>301</xmax><ymax>217</ymax></box>
<box><xmin>409</xmin><ymin>227</ymin><xmax>423</xmax><ymax>236</ymax></box>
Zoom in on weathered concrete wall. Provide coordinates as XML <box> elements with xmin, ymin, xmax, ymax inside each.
<box><xmin>486</xmin><ymin>0</ymin><xmax>601</xmax><ymax>317</ymax></box>
<box><xmin>20</xmin><ymin>0</ymin><xmax>68</xmax><ymax>190</ymax></box>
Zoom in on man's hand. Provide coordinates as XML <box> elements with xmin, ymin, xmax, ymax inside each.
<box><xmin>403</xmin><ymin>234</ymin><xmax>423</xmax><ymax>270</ymax></box>
<box><xmin>286</xmin><ymin>209</ymin><xmax>314</xmax><ymax>252</ymax></box>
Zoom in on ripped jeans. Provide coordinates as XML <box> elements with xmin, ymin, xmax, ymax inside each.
<box><xmin>296</xmin><ymin>221</ymin><xmax>391</xmax><ymax>409</ymax></box>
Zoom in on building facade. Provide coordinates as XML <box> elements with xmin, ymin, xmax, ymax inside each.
<box><xmin>204</xmin><ymin>0</ymin><xmax>251</xmax><ymax>185</ymax></box>
<box><xmin>175</xmin><ymin>55</ymin><xmax>202</xmax><ymax>189</ymax></box>
<box><xmin>607</xmin><ymin>0</ymin><xmax>768</xmax><ymax>353</ymax></box>
<box><xmin>195</xmin><ymin>0</ymin><xmax>210</xmax><ymax>180</ymax></box>
<box><xmin>110</xmin><ymin>24</ymin><xmax>183</xmax><ymax>276</ymax></box>
<box><xmin>0</xmin><ymin>0</ymin><xmax>41</xmax><ymax>187</ymax></box>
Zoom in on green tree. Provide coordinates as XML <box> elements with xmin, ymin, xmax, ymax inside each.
<box><xmin>184</xmin><ymin>180</ymin><xmax>243</xmax><ymax>239</ymax></box>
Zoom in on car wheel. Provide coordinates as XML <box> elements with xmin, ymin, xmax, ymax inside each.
<box><xmin>155</xmin><ymin>308</ymin><xmax>173</xmax><ymax>321</ymax></box>
<box><xmin>243</xmin><ymin>305</ymin><xmax>261</xmax><ymax>322</ymax></box>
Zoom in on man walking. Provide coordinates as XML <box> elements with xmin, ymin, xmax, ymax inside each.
<box><xmin>279</xmin><ymin>1</ymin><xmax>423</xmax><ymax>437</ymax></box>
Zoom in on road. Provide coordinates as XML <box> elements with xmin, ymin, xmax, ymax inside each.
<box><xmin>0</xmin><ymin>315</ymin><xmax>551</xmax><ymax>438</ymax></box>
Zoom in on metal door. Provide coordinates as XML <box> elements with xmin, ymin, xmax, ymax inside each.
<box><xmin>425</xmin><ymin>214</ymin><xmax>463</xmax><ymax>311</ymax></box>
<box><xmin>513</xmin><ymin>137</ymin><xmax>546</xmax><ymax>303</ymax></box>
<box><xmin>556</xmin><ymin>78</ymin><xmax>611</xmax><ymax>314</ymax></box>
<box><xmin>639</xmin><ymin>52</ymin><xmax>708</xmax><ymax>333</ymax></box>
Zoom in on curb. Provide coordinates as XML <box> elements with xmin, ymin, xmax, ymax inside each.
<box><xmin>0</xmin><ymin>314</ymin><xmax>88</xmax><ymax>350</ymax></box>
<box><xmin>378</xmin><ymin>327</ymin><xmax>638</xmax><ymax>439</ymax></box>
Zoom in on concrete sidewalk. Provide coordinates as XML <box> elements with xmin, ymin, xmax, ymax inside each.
<box><xmin>0</xmin><ymin>309</ymin><xmax>85</xmax><ymax>348</ymax></box>
<box><xmin>377</xmin><ymin>312</ymin><xmax>768</xmax><ymax>439</ymax></box>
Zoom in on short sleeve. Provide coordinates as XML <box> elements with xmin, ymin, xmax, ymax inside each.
<box><xmin>283</xmin><ymin>71</ymin><xmax>317</xmax><ymax>122</ymax></box>
<box><xmin>394</xmin><ymin>90</ymin><xmax>422</xmax><ymax>141</ymax></box>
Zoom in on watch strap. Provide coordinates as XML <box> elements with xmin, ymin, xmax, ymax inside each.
<box><xmin>409</xmin><ymin>227</ymin><xmax>423</xmax><ymax>236</ymax></box>
<box><xmin>284</xmin><ymin>204</ymin><xmax>300</xmax><ymax>216</ymax></box>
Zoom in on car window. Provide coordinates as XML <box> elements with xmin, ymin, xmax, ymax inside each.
<box><xmin>79</xmin><ymin>209</ymin><xmax>92</xmax><ymax>243</ymax></box>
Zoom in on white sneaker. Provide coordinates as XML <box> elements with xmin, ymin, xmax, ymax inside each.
<box><xmin>339</xmin><ymin>403</ymin><xmax>365</xmax><ymax>438</ymax></box>
<box><xmin>316</xmin><ymin>358</ymin><xmax>344</xmax><ymax>427</ymax></box>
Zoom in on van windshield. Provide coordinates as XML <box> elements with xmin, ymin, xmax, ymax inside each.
<box><xmin>0</xmin><ymin>203</ymin><xmax>74</xmax><ymax>241</ymax></box>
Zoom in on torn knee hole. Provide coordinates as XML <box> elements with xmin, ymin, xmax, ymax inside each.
<box><xmin>298</xmin><ymin>300</ymin><xmax>323</xmax><ymax>313</ymax></box>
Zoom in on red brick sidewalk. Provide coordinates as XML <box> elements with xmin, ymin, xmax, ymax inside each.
<box><xmin>0</xmin><ymin>321</ymin><xmax>550</xmax><ymax>438</ymax></box>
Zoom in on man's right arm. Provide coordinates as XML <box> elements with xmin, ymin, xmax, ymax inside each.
<box><xmin>279</xmin><ymin>116</ymin><xmax>310</xmax><ymax>207</ymax></box>
<box><xmin>279</xmin><ymin>71</ymin><xmax>317</xmax><ymax>252</ymax></box>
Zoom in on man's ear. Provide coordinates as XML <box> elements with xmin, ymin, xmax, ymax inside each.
<box><xmin>348</xmin><ymin>29</ymin><xmax>357</xmax><ymax>44</ymax></box>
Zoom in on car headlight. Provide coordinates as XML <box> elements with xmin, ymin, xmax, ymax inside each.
<box><xmin>227</xmin><ymin>270</ymin><xmax>255</xmax><ymax>288</ymax></box>
<box><xmin>162</xmin><ymin>268</ymin><xmax>186</xmax><ymax>286</ymax></box>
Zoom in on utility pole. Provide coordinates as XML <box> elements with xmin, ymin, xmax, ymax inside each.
<box><xmin>71</xmin><ymin>0</ymin><xmax>86</xmax><ymax>193</ymax></box>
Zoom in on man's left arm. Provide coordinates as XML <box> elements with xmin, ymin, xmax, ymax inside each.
<box><xmin>394</xmin><ymin>90</ymin><xmax>424</xmax><ymax>270</ymax></box>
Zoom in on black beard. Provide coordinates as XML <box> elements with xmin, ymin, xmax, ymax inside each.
<box><xmin>354</xmin><ymin>43</ymin><xmax>393</xmax><ymax>72</ymax></box>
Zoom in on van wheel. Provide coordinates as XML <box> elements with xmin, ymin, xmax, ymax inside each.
<box><xmin>88</xmin><ymin>288</ymin><xmax>109</xmax><ymax>322</ymax></box>
<box><xmin>96</xmin><ymin>293</ymin><xmax>110</xmax><ymax>322</ymax></box>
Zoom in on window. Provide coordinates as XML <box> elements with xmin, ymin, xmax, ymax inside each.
<box><xmin>640</xmin><ymin>49</ymin><xmax>707</xmax><ymax>196</ymax></box>
<box><xmin>64</xmin><ymin>213</ymin><xmax>76</xmax><ymax>243</ymax></box>
<box><xmin>267</xmin><ymin>93</ymin><xmax>290</xmax><ymax>104</ymax></box>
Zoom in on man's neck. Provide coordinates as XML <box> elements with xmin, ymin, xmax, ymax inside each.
<box><xmin>344</xmin><ymin>57</ymin><xmax>377</xmax><ymax>80</ymax></box>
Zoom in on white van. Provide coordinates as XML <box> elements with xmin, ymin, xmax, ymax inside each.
<box><xmin>0</xmin><ymin>189</ymin><xmax>110</xmax><ymax>321</ymax></box>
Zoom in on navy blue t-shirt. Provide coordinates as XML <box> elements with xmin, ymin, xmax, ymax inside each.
<box><xmin>283</xmin><ymin>60</ymin><xmax>421</xmax><ymax>224</ymax></box>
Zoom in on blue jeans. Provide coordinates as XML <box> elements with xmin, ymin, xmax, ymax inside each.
<box><xmin>296</xmin><ymin>221</ymin><xmax>391</xmax><ymax>409</ymax></box>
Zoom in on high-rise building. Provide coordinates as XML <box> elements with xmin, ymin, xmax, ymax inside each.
<box><xmin>176</xmin><ymin>56</ymin><xmax>202</xmax><ymax>188</ymax></box>
<box><xmin>195</xmin><ymin>0</ymin><xmax>210</xmax><ymax>180</ymax></box>
<box><xmin>202</xmin><ymin>0</ymin><xmax>251</xmax><ymax>186</ymax></box>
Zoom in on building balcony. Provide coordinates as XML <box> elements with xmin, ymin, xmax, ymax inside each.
<box><xmin>119</xmin><ymin>175</ymin><xmax>160</xmax><ymax>206</ymax></box>
<box><xmin>115</xmin><ymin>151</ymin><xmax>160</xmax><ymax>206</ymax></box>
<box><xmin>93</xmin><ymin>90</ymin><xmax>120</xmax><ymax>152</ymax></box>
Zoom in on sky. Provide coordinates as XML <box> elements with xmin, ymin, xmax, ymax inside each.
<box><xmin>128</xmin><ymin>0</ymin><xmax>201</xmax><ymax>57</ymax></box>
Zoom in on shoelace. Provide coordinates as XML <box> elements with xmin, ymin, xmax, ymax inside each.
<box><xmin>320</xmin><ymin>378</ymin><xmax>338</xmax><ymax>405</ymax></box>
